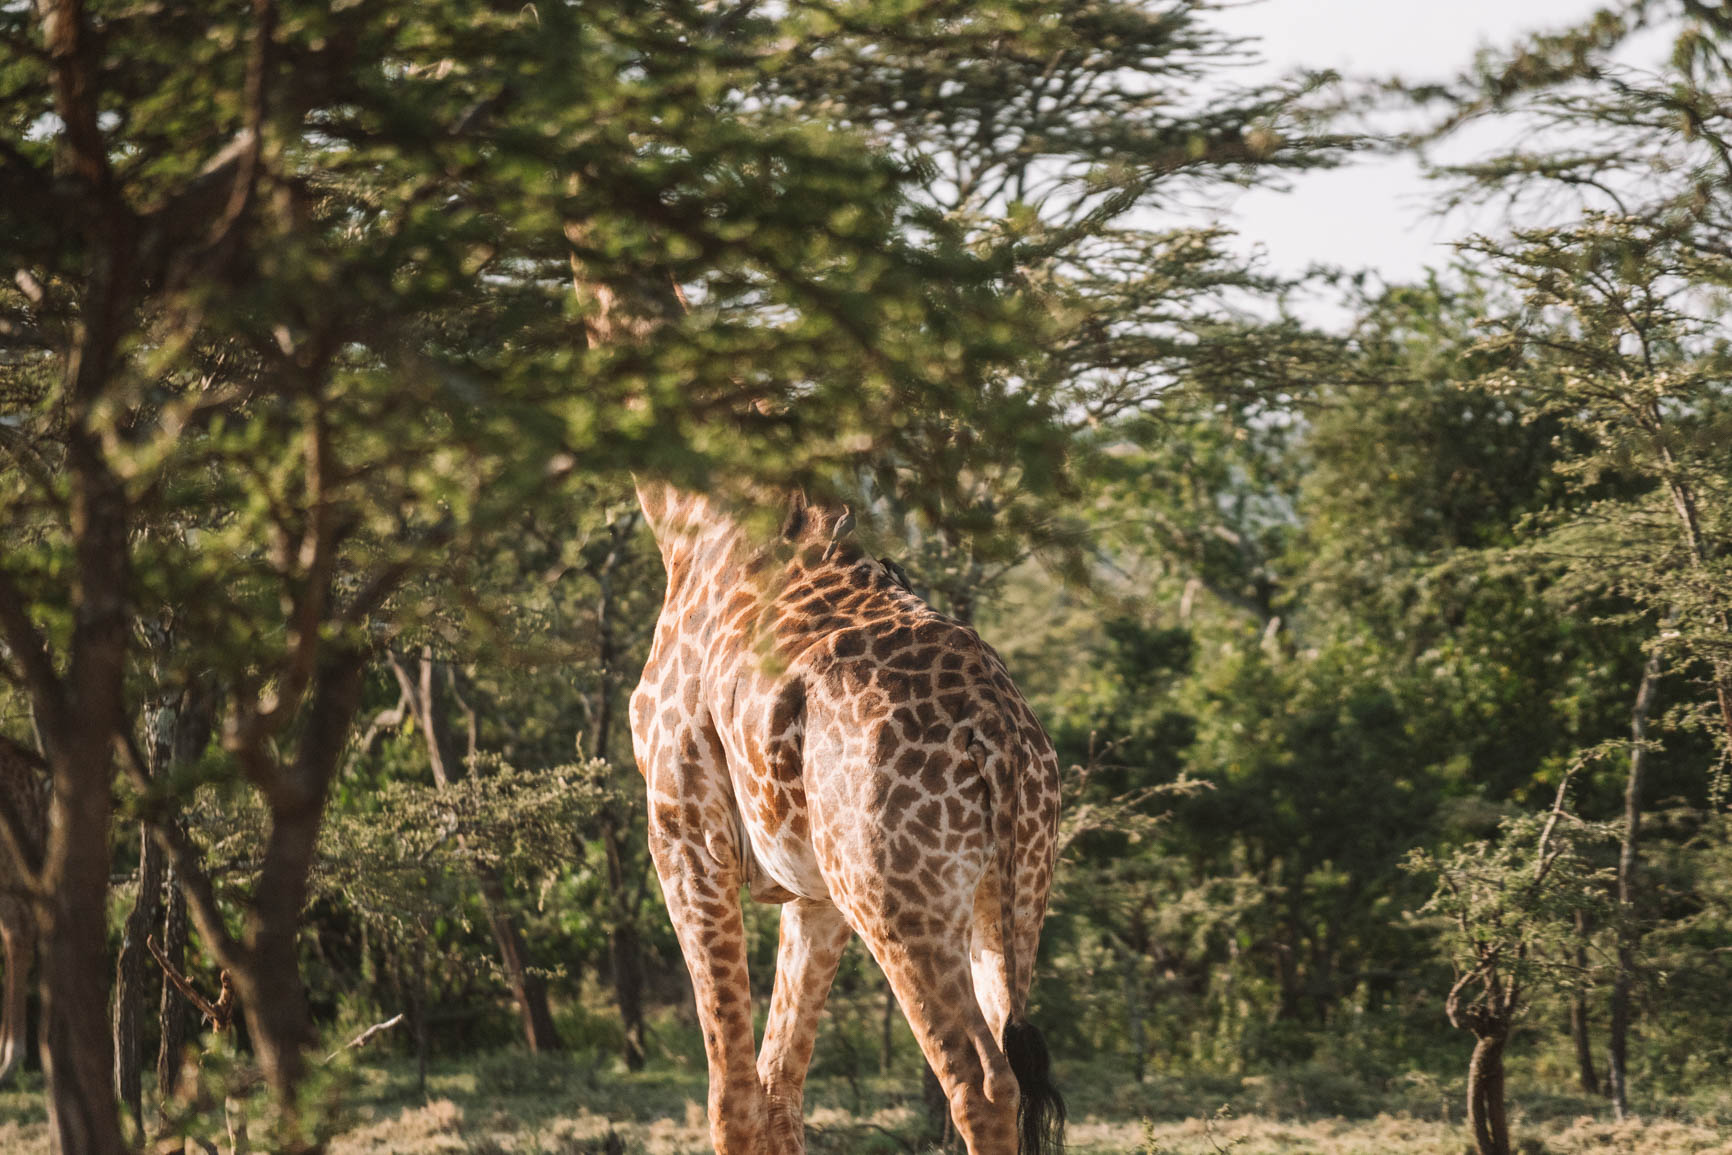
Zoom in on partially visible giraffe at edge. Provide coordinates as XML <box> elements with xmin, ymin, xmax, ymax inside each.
<box><xmin>628</xmin><ymin>483</ymin><xmax>1067</xmax><ymax>1155</ymax></box>
<box><xmin>0</xmin><ymin>734</ymin><xmax>48</xmax><ymax>1086</ymax></box>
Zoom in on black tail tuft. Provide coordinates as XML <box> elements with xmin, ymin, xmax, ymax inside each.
<box><xmin>1004</xmin><ymin>1018</ymin><xmax>1067</xmax><ymax>1155</ymax></box>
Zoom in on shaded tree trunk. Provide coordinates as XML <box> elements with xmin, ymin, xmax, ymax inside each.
<box><xmin>231</xmin><ymin>658</ymin><xmax>369</xmax><ymax>1136</ymax></box>
<box><xmin>115</xmin><ymin>673</ymin><xmax>202</xmax><ymax>1127</ymax></box>
<box><xmin>234</xmin><ymin>806</ymin><xmax>321</xmax><ymax>1109</ymax></box>
<box><xmin>155</xmin><ymin>683</ymin><xmax>212</xmax><ymax>1112</ymax></box>
<box><xmin>35</xmin><ymin>642</ymin><xmax>129</xmax><ymax>1154</ymax></box>
<box><xmin>1608</xmin><ymin>640</ymin><xmax>1662</xmax><ymax>1121</ymax></box>
<box><xmin>113</xmin><ymin>832</ymin><xmax>164</xmax><ymax>1131</ymax></box>
<box><xmin>1466</xmin><ymin>1028</ymin><xmax>1511</xmax><ymax>1155</ymax></box>
<box><xmin>599</xmin><ymin>811</ymin><xmax>647</xmax><ymax>1071</ymax></box>
<box><xmin>477</xmin><ymin>876</ymin><xmax>562</xmax><ymax>1053</ymax></box>
<box><xmin>157</xmin><ymin>862</ymin><xmax>191</xmax><ymax>1106</ymax></box>
<box><xmin>33</xmin><ymin>438</ymin><xmax>134</xmax><ymax>1155</ymax></box>
<box><xmin>10</xmin><ymin>3</ymin><xmax>142</xmax><ymax>1142</ymax></box>
<box><xmin>607</xmin><ymin>908</ymin><xmax>647</xmax><ymax>1071</ymax></box>
<box><xmin>1570</xmin><ymin>909</ymin><xmax>1600</xmax><ymax>1097</ymax></box>
<box><xmin>118</xmin><ymin>673</ymin><xmax>216</xmax><ymax>1124</ymax></box>
<box><xmin>923</xmin><ymin>1063</ymin><xmax>957</xmax><ymax>1150</ymax></box>
<box><xmin>0</xmin><ymin>904</ymin><xmax>32</xmax><ymax>1087</ymax></box>
<box><xmin>588</xmin><ymin>515</ymin><xmax>648</xmax><ymax>1069</ymax></box>
<box><xmin>1118</xmin><ymin>941</ymin><xmax>1147</xmax><ymax>1084</ymax></box>
<box><xmin>880</xmin><ymin>975</ymin><xmax>895</xmax><ymax>1076</ymax></box>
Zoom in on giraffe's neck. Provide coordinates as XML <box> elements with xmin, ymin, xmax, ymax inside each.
<box><xmin>634</xmin><ymin>479</ymin><xmax>710</xmax><ymax>555</ymax></box>
<box><xmin>635</xmin><ymin>480</ymin><xmax>755</xmax><ymax>606</ymax></box>
<box><xmin>635</xmin><ymin>480</ymin><xmax>855</xmax><ymax>611</ymax></box>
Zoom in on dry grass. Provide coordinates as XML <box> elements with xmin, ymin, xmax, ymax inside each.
<box><xmin>3</xmin><ymin>1103</ymin><xmax>1725</xmax><ymax>1155</ymax></box>
<box><xmin>2</xmin><ymin>1062</ymin><xmax>1730</xmax><ymax>1154</ymax></box>
<box><xmin>327</xmin><ymin>1101</ymin><xmax>1732</xmax><ymax>1154</ymax></box>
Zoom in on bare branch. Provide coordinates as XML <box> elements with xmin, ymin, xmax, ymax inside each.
<box><xmin>146</xmin><ymin>933</ymin><xmax>234</xmax><ymax>1031</ymax></box>
<box><xmin>321</xmin><ymin>1013</ymin><xmax>404</xmax><ymax>1065</ymax></box>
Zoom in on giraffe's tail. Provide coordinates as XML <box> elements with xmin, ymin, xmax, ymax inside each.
<box><xmin>1005</xmin><ymin>1018</ymin><xmax>1066</xmax><ymax>1155</ymax></box>
<box><xmin>979</xmin><ymin>722</ymin><xmax>1067</xmax><ymax>1155</ymax></box>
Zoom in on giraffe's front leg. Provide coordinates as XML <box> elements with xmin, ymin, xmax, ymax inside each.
<box><xmin>757</xmin><ymin>897</ymin><xmax>854</xmax><ymax>1152</ymax></box>
<box><xmin>641</xmin><ymin>742</ymin><xmax>766</xmax><ymax>1154</ymax></box>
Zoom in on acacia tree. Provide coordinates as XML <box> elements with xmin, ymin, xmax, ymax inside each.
<box><xmin>383</xmin><ymin>644</ymin><xmax>563</xmax><ymax>1053</ymax></box>
<box><xmin>1409</xmin><ymin>789</ymin><xmax>1614</xmax><ymax>1155</ymax></box>
<box><xmin>1413</xmin><ymin>1</ymin><xmax>1732</xmax><ymax>1116</ymax></box>
<box><xmin>0</xmin><ymin>1</ymin><xmax>1068</xmax><ymax>1149</ymax></box>
<box><xmin>766</xmin><ymin>1</ymin><xmax>1355</xmax><ymax>612</ymax></box>
<box><xmin>1464</xmin><ymin>217</ymin><xmax>1732</xmax><ymax>1115</ymax></box>
<box><xmin>360</xmin><ymin>495</ymin><xmax>662</xmax><ymax>1071</ymax></box>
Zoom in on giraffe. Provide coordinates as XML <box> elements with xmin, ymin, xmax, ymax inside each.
<box><xmin>628</xmin><ymin>483</ymin><xmax>1067</xmax><ymax>1155</ymax></box>
<box><xmin>0</xmin><ymin>734</ymin><xmax>48</xmax><ymax>1087</ymax></box>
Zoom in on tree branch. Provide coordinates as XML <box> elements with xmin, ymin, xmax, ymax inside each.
<box><xmin>0</xmin><ymin>566</ymin><xmax>68</xmax><ymax>738</ymax></box>
<box><xmin>146</xmin><ymin>933</ymin><xmax>234</xmax><ymax>1030</ymax></box>
<box><xmin>321</xmin><ymin>1013</ymin><xmax>403</xmax><ymax>1064</ymax></box>
<box><xmin>115</xmin><ymin>730</ymin><xmax>246</xmax><ymax>965</ymax></box>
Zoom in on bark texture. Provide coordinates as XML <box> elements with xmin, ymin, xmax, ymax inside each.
<box><xmin>1466</xmin><ymin>1029</ymin><xmax>1511</xmax><ymax>1155</ymax></box>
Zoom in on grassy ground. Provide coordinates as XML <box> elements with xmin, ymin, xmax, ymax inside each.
<box><xmin>4</xmin><ymin>1052</ymin><xmax>1731</xmax><ymax>1154</ymax></box>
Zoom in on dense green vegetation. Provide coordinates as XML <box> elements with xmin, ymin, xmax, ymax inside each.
<box><xmin>2</xmin><ymin>1</ymin><xmax>1731</xmax><ymax>1153</ymax></box>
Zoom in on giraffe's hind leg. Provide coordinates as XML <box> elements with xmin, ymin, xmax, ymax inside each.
<box><xmin>640</xmin><ymin>728</ymin><xmax>766</xmax><ymax>1155</ymax></box>
<box><xmin>757</xmin><ymin>897</ymin><xmax>853</xmax><ymax>1153</ymax></box>
<box><xmin>852</xmin><ymin>902</ymin><xmax>1019</xmax><ymax>1155</ymax></box>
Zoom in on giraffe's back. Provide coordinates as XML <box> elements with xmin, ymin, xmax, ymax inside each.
<box><xmin>716</xmin><ymin>551</ymin><xmax>1061</xmax><ymax>958</ymax></box>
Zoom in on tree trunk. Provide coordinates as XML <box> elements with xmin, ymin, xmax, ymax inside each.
<box><xmin>113</xmin><ymin>829</ymin><xmax>164</xmax><ymax>1130</ymax></box>
<box><xmin>38</xmin><ymin>845</ymin><xmax>128</xmax><ymax>1155</ymax></box>
<box><xmin>0</xmin><ymin>905</ymin><xmax>32</xmax><ymax>1086</ymax></box>
<box><xmin>478</xmin><ymin>874</ymin><xmax>563</xmax><ymax>1052</ymax></box>
<box><xmin>37</xmin><ymin>437</ymin><xmax>133</xmax><ymax>1154</ymax></box>
<box><xmin>1466</xmin><ymin>1029</ymin><xmax>1511</xmax><ymax>1155</ymax></box>
<box><xmin>115</xmin><ymin>684</ymin><xmax>184</xmax><ymax>1127</ymax></box>
<box><xmin>236</xmin><ymin>795</ymin><xmax>323</xmax><ymax>1123</ymax></box>
<box><xmin>229</xmin><ymin>656</ymin><xmax>367</xmax><ymax>1142</ymax></box>
<box><xmin>411</xmin><ymin>937</ymin><xmax>428</xmax><ymax>1098</ymax></box>
<box><xmin>156</xmin><ymin>682</ymin><xmax>213</xmax><ymax>1112</ymax></box>
<box><xmin>1120</xmin><ymin>943</ymin><xmax>1147</xmax><ymax>1083</ymax></box>
<box><xmin>600</xmin><ymin>812</ymin><xmax>646</xmax><ymax>1070</ymax></box>
<box><xmin>38</xmin><ymin>719</ymin><xmax>129</xmax><ymax>1155</ymax></box>
<box><xmin>923</xmin><ymin>1062</ymin><xmax>957</xmax><ymax>1149</ymax></box>
<box><xmin>608</xmin><ymin>909</ymin><xmax>647</xmax><ymax>1072</ymax></box>
<box><xmin>157</xmin><ymin>862</ymin><xmax>191</xmax><ymax>1106</ymax></box>
<box><xmin>589</xmin><ymin>515</ymin><xmax>648</xmax><ymax>1070</ymax></box>
<box><xmin>20</xmin><ymin>5</ymin><xmax>139</xmax><ymax>1147</ymax></box>
<box><xmin>1570</xmin><ymin>909</ymin><xmax>1599</xmax><ymax>1097</ymax></box>
<box><xmin>880</xmin><ymin>975</ymin><xmax>895</xmax><ymax>1076</ymax></box>
<box><xmin>1609</xmin><ymin>640</ymin><xmax>1662</xmax><ymax>1121</ymax></box>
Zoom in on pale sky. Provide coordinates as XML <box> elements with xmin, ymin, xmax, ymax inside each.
<box><xmin>1209</xmin><ymin>0</ymin><xmax>1605</xmax><ymax>287</ymax></box>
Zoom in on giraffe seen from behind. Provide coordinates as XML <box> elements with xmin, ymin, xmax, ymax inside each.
<box><xmin>628</xmin><ymin>484</ymin><xmax>1066</xmax><ymax>1155</ymax></box>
